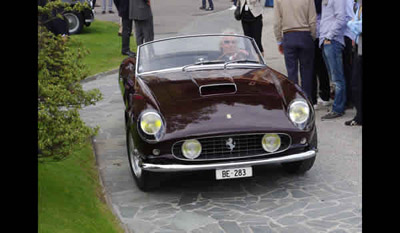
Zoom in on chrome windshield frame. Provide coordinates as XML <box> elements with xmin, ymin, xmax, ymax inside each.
<box><xmin>135</xmin><ymin>34</ymin><xmax>267</xmax><ymax>77</ymax></box>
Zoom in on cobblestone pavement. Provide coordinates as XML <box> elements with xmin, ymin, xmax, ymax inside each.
<box><xmin>80</xmin><ymin>2</ymin><xmax>362</xmax><ymax>233</ymax></box>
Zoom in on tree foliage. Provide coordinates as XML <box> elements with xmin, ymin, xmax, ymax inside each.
<box><xmin>38</xmin><ymin>0</ymin><xmax>102</xmax><ymax>161</ymax></box>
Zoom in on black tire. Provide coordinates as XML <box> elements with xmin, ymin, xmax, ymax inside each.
<box><xmin>281</xmin><ymin>128</ymin><xmax>317</xmax><ymax>174</ymax></box>
<box><xmin>281</xmin><ymin>156</ymin><xmax>316</xmax><ymax>174</ymax></box>
<box><xmin>126</xmin><ymin>127</ymin><xmax>159</xmax><ymax>191</ymax></box>
<box><xmin>64</xmin><ymin>12</ymin><xmax>84</xmax><ymax>35</ymax></box>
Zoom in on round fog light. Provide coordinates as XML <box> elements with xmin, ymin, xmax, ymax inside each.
<box><xmin>300</xmin><ymin>138</ymin><xmax>307</xmax><ymax>144</ymax></box>
<box><xmin>152</xmin><ymin>149</ymin><xmax>160</xmax><ymax>156</ymax></box>
<box><xmin>182</xmin><ymin>139</ymin><xmax>202</xmax><ymax>159</ymax></box>
<box><xmin>262</xmin><ymin>133</ymin><xmax>281</xmax><ymax>152</ymax></box>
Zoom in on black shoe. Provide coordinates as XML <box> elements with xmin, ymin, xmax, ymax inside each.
<box><xmin>122</xmin><ymin>51</ymin><xmax>136</xmax><ymax>57</ymax></box>
<box><xmin>345</xmin><ymin>119</ymin><xmax>362</xmax><ymax>126</ymax></box>
<box><xmin>199</xmin><ymin>6</ymin><xmax>206</xmax><ymax>10</ymax></box>
<box><xmin>102</xmin><ymin>11</ymin><xmax>106</xmax><ymax>14</ymax></box>
<box><xmin>205</xmin><ymin>7</ymin><xmax>214</xmax><ymax>11</ymax></box>
<box><xmin>108</xmin><ymin>10</ymin><xmax>115</xmax><ymax>14</ymax></box>
<box><xmin>321</xmin><ymin>111</ymin><xmax>344</xmax><ymax>120</ymax></box>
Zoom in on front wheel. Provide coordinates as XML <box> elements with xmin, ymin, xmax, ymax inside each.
<box><xmin>64</xmin><ymin>12</ymin><xmax>84</xmax><ymax>35</ymax></box>
<box><xmin>126</xmin><ymin>127</ymin><xmax>158</xmax><ymax>191</ymax></box>
<box><xmin>281</xmin><ymin>156</ymin><xmax>316</xmax><ymax>174</ymax></box>
<box><xmin>282</xmin><ymin>128</ymin><xmax>317</xmax><ymax>174</ymax></box>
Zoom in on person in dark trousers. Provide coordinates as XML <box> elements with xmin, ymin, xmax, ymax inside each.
<box><xmin>131</xmin><ymin>0</ymin><xmax>154</xmax><ymax>46</ymax></box>
<box><xmin>311</xmin><ymin>0</ymin><xmax>331</xmax><ymax>108</ymax></box>
<box><xmin>345</xmin><ymin>0</ymin><xmax>362</xmax><ymax>126</ymax></box>
<box><xmin>273</xmin><ymin>0</ymin><xmax>316</xmax><ymax>101</ymax></box>
<box><xmin>238</xmin><ymin>0</ymin><xmax>264</xmax><ymax>56</ymax></box>
<box><xmin>343</xmin><ymin>0</ymin><xmax>356</xmax><ymax>109</ymax></box>
<box><xmin>200</xmin><ymin>0</ymin><xmax>214</xmax><ymax>11</ymax></box>
<box><xmin>114</xmin><ymin>0</ymin><xmax>154</xmax><ymax>55</ymax></box>
<box><xmin>113</xmin><ymin>0</ymin><xmax>135</xmax><ymax>56</ymax></box>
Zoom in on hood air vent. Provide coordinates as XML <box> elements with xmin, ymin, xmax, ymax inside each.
<box><xmin>199</xmin><ymin>83</ymin><xmax>237</xmax><ymax>96</ymax></box>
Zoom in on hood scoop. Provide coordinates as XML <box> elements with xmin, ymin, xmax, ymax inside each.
<box><xmin>199</xmin><ymin>83</ymin><xmax>237</xmax><ymax>96</ymax></box>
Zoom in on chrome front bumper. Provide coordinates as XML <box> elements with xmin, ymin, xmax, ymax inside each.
<box><xmin>142</xmin><ymin>150</ymin><xmax>316</xmax><ymax>172</ymax></box>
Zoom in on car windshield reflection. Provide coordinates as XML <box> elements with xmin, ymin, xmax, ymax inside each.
<box><xmin>137</xmin><ymin>35</ymin><xmax>265</xmax><ymax>74</ymax></box>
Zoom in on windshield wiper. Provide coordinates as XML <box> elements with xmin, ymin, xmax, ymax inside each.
<box><xmin>182</xmin><ymin>60</ymin><xmax>225</xmax><ymax>71</ymax></box>
<box><xmin>223</xmin><ymin>59</ymin><xmax>261</xmax><ymax>69</ymax></box>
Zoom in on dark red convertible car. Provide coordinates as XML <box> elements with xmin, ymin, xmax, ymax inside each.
<box><xmin>118</xmin><ymin>34</ymin><xmax>317</xmax><ymax>191</ymax></box>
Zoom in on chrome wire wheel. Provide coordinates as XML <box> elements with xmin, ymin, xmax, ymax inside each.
<box><xmin>128</xmin><ymin>132</ymin><xmax>142</xmax><ymax>178</ymax></box>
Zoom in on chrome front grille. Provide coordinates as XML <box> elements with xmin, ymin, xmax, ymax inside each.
<box><xmin>172</xmin><ymin>133</ymin><xmax>291</xmax><ymax>161</ymax></box>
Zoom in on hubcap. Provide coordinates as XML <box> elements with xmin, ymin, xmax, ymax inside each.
<box><xmin>64</xmin><ymin>13</ymin><xmax>79</xmax><ymax>33</ymax></box>
<box><xmin>128</xmin><ymin>132</ymin><xmax>142</xmax><ymax>178</ymax></box>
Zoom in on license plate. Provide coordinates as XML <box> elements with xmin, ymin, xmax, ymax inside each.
<box><xmin>215</xmin><ymin>167</ymin><xmax>253</xmax><ymax>180</ymax></box>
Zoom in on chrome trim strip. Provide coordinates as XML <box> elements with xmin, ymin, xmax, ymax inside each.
<box><xmin>137</xmin><ymin>63</ymin><xmax>266</xmax><ymax>76</ymax></box>
<box><xmin>142</xmin><ymin>150</ymin><xmax>316</xmax><ymax>172</ymax></box>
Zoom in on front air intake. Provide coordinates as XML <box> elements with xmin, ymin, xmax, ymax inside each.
<box><xmin>199</xmin><ymin>83</ymin><xmax>237</xmax><ymax>96</ymax></box>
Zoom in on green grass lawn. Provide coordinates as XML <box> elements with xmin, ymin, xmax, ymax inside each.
<box><xmin>70</xmin><ymin>20</ymin><xmax>137</xmax><ymax>77</ymax></box>
<box><xmin>38</xmin><ymin>141</ymin><xmax>124</xmax><ymax>233</ymax></box>
<box><xmin>38</xmin><ymin>20</ymin><xmax>131</xmax><ymax>233</ymax></box>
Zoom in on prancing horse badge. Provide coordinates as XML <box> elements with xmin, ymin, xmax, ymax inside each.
<box><xmin>226</xmin><ymin>138</ymin><xmax>236</xmax><ymax>152</ymax></box>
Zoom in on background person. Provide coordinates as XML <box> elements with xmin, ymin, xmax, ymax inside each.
<box><xmin>273</xmin><ymin>0</ymin><xmax>317</xmax><ymax>101</ymax></box>
<box><xmin>102</xmin><ymin>0</ymin><xmax>115</xmax><ymax>13</ymax></box>
<box><xmin>114</xmin><ymin>0</ymin><xmax>135</xmax><ymax>56</ymax></box>
<box><xmin>311</xmin><ymin>0</ymin><xmax>331</xmax><ymax>109</ymax></box>
<box><xmin>319</xmin><ymin>0</ymin><xmax>348</xmax><ymax>120</ymax></box>
<box><xmin>237</xmin><ymin>0</ymin><xmax>264</xmax><ymax>56</ymax></box>
<box><xmin>345</xmin><ymin>0</ymin><xmax>362</xmax><ymax>126</ymax></box>
<box><xmin>200</xmin><ymin>0</ymin><xmax>214</xmax><ymax>11</ymax></box>
<box><xmin>131</xmin><ymin>0</ymin><xmax>154</xmax><ymax>46</ymax></box>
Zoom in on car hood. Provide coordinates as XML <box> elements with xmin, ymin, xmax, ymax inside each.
<box><xmin>138</xmin><ymin>67</ymin><xmax>299</xmax><ymax>140</ymax></box>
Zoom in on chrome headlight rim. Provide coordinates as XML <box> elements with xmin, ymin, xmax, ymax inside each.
<box><xmin>261</xmin><ymin>133</ymin><xmax>281</xmax><ymax>153</ymax></box>
<box><xmin>181</xmin><ymin>139</ymin><xmax>202</xmax><ymax>160</ymax></box>
<box><xmin>288</xmin><ymin>99</ymin><xmax>310</xmax><ymax>127</ymax></box>
<box><xmin>139</xmin><ymin>111</ymin><xmax>164</xmax><ymax>136</ymax></box>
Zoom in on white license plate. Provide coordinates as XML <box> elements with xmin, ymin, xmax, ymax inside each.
<box><xmin>215</xmin><ymin>167</ymin><xmax>253</xmax><ymax>180</ymax></box>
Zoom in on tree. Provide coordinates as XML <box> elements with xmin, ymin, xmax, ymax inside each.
<box><xmin>38</xmin><ymin>0</ymin><xmax>102</xmax><ymax>161</ymax></box>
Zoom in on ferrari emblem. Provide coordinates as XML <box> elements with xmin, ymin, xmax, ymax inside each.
<box><xmin>226</xmin><ymin>138</ymin><xmax>236</xmax><ymax>152</ymax></box>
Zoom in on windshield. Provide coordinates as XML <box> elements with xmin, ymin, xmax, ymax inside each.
<box><xmin>137</xmin><ymin>35</ymin><xmax>265</xmax><ymax>74</ymax></box>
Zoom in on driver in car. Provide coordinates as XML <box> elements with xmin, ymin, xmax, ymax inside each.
<box><xmin>218</xmin><ymin>35</ymin><xmax>250</xmax><ymax>61</ymax></box>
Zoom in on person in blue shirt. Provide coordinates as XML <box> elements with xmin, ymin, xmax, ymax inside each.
<box><xmin>319</xmin><ymin>0</ymin><xmax>349</xmax><ymax>120</ymax></box>
<box><xmin>345</xmin><ymin>0</ymin><xmax>362</xmax><ymax>126</ymax></box>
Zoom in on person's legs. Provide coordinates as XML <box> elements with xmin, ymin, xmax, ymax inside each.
<box><xmin>252</xmin><ymin>16</ymin><xmax>264</xmax><ymax>53</ymax></box>
<box><xmin>298</xmin><ymin>32</ymin><xmax>315</xmax><ymax>101</ymax></box>
<box><xmin>343</xmin><ymin>36</ymin><xmax>353</xmax><ymax>107</ymax></box>
<box><xmin>208</xmin><ymin>0</ymin><xmax>214</xmax><ymax>9</ymax></box>
<box><xmin>314</xmin><ymin>39</ymin><xmax>331</xmax><ymax>101</ymax></box>
<box><xmin>322</xmin><ymin>40</ymin><xmax>346</xmax><ymax>115</ymax></box>
<box><xmin>282</xmin><ymin>32</ymin><xmax>299</xmax><ymax>85</ymax></box>
<box><xmin>351</xmin><ymin>51</ymin><xmax>362</xmax><ymax>124</ymax></box>
<box><xmin>121</xmin><ymin>18</ymin><xmax>133</xmax><ymax>54</ymax></box>
<box><xmin>134</xmin><ymin>20</ymin><xmax>145</xmax><ymax>46</ymax></box>
<box><xmin>142</xmin><ymin>17</ymin><xmax>154</xmax><ymax>44</ymax></box>
<box><xmin>201</xmin><ymin>0</ymin><xmax>206</xmax><ymax>8</ymax></box>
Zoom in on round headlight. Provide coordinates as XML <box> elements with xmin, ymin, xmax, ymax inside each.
<box><xmin>262</xmin><ymin>133</ymin><xmax>281</xmax><ymax>152</ymax></box>
<box><xmin>289</xmin><ymin>100</ymin><xmax>310</xmax><ymax>125</ymax></box>
<box><xmin>182</xmin><ymin>139</ymin><xmax>202</xmax><ymax>159</ymax></box>
<box><xmin>140</xmin><ymin>112</ymin><xmax>163</xmax><ymax>135</ymax></box>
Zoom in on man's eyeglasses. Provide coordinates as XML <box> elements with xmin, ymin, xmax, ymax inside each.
<box><xmin>223</xmin><ymin>40</ymin><xmax>237</xmax><ymax>45</ymax></box>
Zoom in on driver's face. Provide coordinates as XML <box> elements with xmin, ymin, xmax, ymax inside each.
<box><xmin>221</xmin><ymin>36</ymin><xmax>238</xmax><ymax>55</ymax></box>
